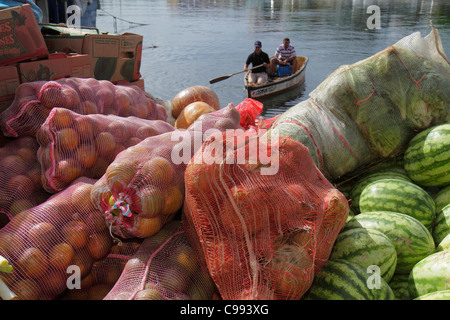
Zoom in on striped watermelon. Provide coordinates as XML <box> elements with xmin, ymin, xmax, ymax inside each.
<box><xmin>403</xmin><ymin>124</ymin><xmax>450</xmax><ymax>188</ymax></box>
<box><xmin>435</xmin><ymin>185</ymin><xmax>450</xmax><ymax>213</ymax></box>
<box><xmin>349</xmin><ymin>171</ymin><xmax>411</xmax><ymax>212</ymax></box>
<box><xmin>389</xmin><ymin>274</ymin><xmax>411</xmax><ymax>300</ymax></box>
<box><xmin>343</xmin><ymin>211</ymin><xmax>435</xmax><ymax>274</ymax></box>
<box><xmin>408</xmin><ymin>250</ymin><xmax>450</xmax><ymax>298</ymax></box>
<box><xmin>414</xmin><ymin>289</ymin><xmax>450</xmax><ymax>300</ymax></box>
<box><xmin>330</xmin><ymin>227</ymin><xmax>397</xmax><ymax>282</ymax></box>
<box><xmin>437</xmin><ymin>233</ymin><xmax>450</xmax><ymax>251</ymax></box>
<box><xmin>359</xmin><ymin>178</ymin><xmax>435</xmax><ymax>229</ymax></box>
<box><xmin>303</xmin><ymin>259</ymin><xmax>395</xmax><ymax>300</ymax></box>
<box><xmin>433</xmin><ymin>203</ymin><xmax>450</xmax><ymax>245</ymax></box>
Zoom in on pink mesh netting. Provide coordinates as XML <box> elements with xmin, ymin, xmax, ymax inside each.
<box><xmin>0</xmin><ymin>77</ymin><xmax>167</xmax><ymax>138</ymax></box>
<box><xmin>0</xmin><ymin>177</ymin><xmax>113</xmax><ymax>300</ymax></box>
<box><xmin>90</xmin><ymin>104</ymin><xmax>243</xmax><ymax>240</ymax></box>
<box><xmin>36</xmin><ymin>107</ymin><xmax>175</xmax><ymax>193</ymax></box>
<box><xmin>104</xmin><ymin>220</ymin><xmax>217</xmax><ymax>300</ymax></box>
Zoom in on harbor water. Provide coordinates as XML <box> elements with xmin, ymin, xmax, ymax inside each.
<box><xmin>95</xmin><ymin>0</ymin><xmax>450</xmax><ymax>118</ymax></box>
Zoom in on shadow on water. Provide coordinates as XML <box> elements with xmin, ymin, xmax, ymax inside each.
<box><xmin>258</xmin><ymin>82</ymin><xmax>307</xmax><ymax>119</ymax></box>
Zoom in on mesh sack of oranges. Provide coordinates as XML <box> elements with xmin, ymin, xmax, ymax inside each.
<box><xmin>104</xmin><ymin>221</ymin><xmax>217</xmax><ymax>300</ymax></box>
<box><xmin>182</xmin><ymin>131</ymin><xmax>349</xmax><ymax>300</ymax></box>
<box><xmin>0</xmin><ymin>136</ymin><xmax>51</xmax><ymax>228</ymax></box>
<box><xmin>0</xmin><ymin>77</ymin><xmax>167</xmax><ymax>138</ymax></box>
<box><xmin>60</xmin><ymin>239</ymin><xmax>143</xmax><ymax>300</ymax></box>
<box><xmin>36</xmin><ymin>107</ymin><xmax>175</xmax><ymax>193</ymax></box>
<box><xmin>0</xmin><ymin>178</ymin><xmax>113</xmax><ymax>300</ymax></box>
<box><xmin>90</xmin><ymin>105</ymin><xmax>243</xmax><ymax>240</ymax></box>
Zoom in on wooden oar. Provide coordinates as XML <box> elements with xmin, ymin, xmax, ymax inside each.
<box><xmin>209</xmin><ymin>64</ymin><xmax>264</xmax><ymax>84</ymax></box>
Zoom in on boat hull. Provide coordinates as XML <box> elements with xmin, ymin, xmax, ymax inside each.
<box><xmin>245</xmin><ymin>56</ymin><xmax>308</xmax><ymax>100</ymax></box>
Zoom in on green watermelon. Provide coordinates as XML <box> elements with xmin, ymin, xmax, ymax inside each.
<box><xmin>359</xmin><ymin>178</ymin><xmax>435</xmax><ymax>229</ymax></box>
<box><xmin>435</xmin><ymin>185</ymin><xmax>450</xmax><ymax>213</ymax></box>
<box><xmin>408</xmin><ymin>250</ymin><xmax>450</xmax><ymax>298</ymax></box>
<box><xmin>389</xmin><ymin>273</ymin><xmax>411</xmax><ymax>300</ymax></box>
<box><xmin>343</xmin><ymin>211</ymin><xmax>435</xmax><ymax>274</ymax></box>
<box><xmin>437</xmin><ymin>233</ymin><xmax>450</xmax><ymax>252</ymax></box>
<box><xmin>433</xmin><ymin>203</ymin><xmax>450</xmax><ymax>245</ymax></box>
<box><xmin>330</xmin><ymin>227</ymin><xmax>397</xmax><ymax>282</ymax></box>
<box><xmin>414</xmin><ymin>289</ymin><xmax>450</xmax><ymax>300</ymax></box>
<box><xmin>349</xmin><ymin>172</ymin><xmax>411</xmax><ymax>212</ymax></box>
<box><xmin>303</xmin><ymin>259</ymin><xmax>395</xmax><ymax>300</ymax></box>
<box><xmin>403</xmin><ymin>124</ymin><xmax>450</xmax><ymax>188</ymax></box>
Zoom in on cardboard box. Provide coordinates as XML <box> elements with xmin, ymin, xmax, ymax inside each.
<box><xmin>116</xmin><ymin>78</ymin><xmax>145</xmax><ymax>91</ymax></box>
<box><xmin>41</xmin><ymin>24</ymin><xmax>143</xmax><ymax>83</ymax></box>
<box><xmin>0</xmin><ymin>4</ymin><xmax>48</xmax><ymax>66</ymax></box>
<box><xmin>41</xmin><ymin>24</ymin><xmax>101</xmax><ymax>54</ymax></box>
<box><xmin>18</xmin><ymin>53</ymin><xmax>92</xmax><ymax>83</ymax></box>
<box><xmin>0</xmin><ymin>65</ymin><xmax>20</xmax><ymax>113</ymax></box>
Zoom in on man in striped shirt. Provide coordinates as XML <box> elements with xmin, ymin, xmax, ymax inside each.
<box><xmin>270</xmin><ymin>38</ymin><xmax>297</xmax><ymax>76</ymax></box>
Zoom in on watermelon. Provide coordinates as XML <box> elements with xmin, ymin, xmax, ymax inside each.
<box><xmin>408</xmin><ymin>250</ymin><xmax>450</xmax><ymax>298</ymax></box>
<box><xmin>303</xmin><ymin>259</ymin><xmax>395</xmax><ymax>300</ymax></box>
<box><xmin>414</xmin><ymin>289</ymin><xmax>450</xmax><ymax>300</ymax></box>
<box><xmin>433</xmin><ymin>203</ymin><xmax>450</xmax><ymax>245</ymax></box>
<box><xmin>348</xmin><ymin>171</ymin><xmax>411</xmax><ymax>212</ymax></box>
<box><xmin>389</xmin><ymin>274</ymin><xmax>411</xmax><ymax>300</ymax></box>
<box><xmin>403</xmin><ymin>124</ymin><xmax>450</xmax><ymax>188</ymax></box>
<box><xmin>330</xmin><ymin>227</ymin><xmax>397</xmax><ymax>282</ymax></box>
<box><xmin>435</xmin><ymin>185</ymin><xmax>450</xmax><ymax>213</ymax></box>
<box><xmin>343</xmin><ymin>211</ymin><xmax>435</xmax><ymax>274</ymax></box>
<box><xmin>359</xmin><ymin>178</ymin><xmax>435</xmax><ymax>229</ymax></box>
<box><xmin>437</xmin><ymin>233</ymin><xmax>450</xmax><ymax>252</ymax></box>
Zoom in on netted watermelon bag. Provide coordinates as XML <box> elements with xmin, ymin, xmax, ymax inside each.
<box><xmin>104</xmin><ymin>220</ymin><xmax>217</xmax><ymax>300</ymax></box>
<box><xmin>90</xmin><ymin>104</ymin><xmax>243</xmax><ymax>240</ymax></box>
<box><xmin>36</xmin><ymin>107</ymin><xmax>175</xmax><ymax>193</ymax></box>
<box><xmin>0</xmin><ymin>178</ymin><xmax>113</xmax><ymax>300</ymax></box>
<box><xmin>0</xmin><ymin>77</ymin><xmax>167</xmax><ymax>138</ymax></box>
<box><xmin>0</xmin><ymin>136</ymin><xmax>51</xmax><ymax>227</ymax></box>
<box><xmin>182</xmin><ymin>131</ymin><xmax>349</xmax><ymax>300</ymax></box>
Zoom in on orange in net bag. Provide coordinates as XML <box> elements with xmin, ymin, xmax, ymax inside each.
<box><xmin>182</xmin><ymin>130</ymin><xmax>349</xmax><ymax>300</ymax></box>
<box><xmin>36</xmin><ymin>107</ymin><xmax>175</xmax><ymax>193</ymax></box>
<box><xmin>0</xmin><ymin>77</ymin><xmax>167</xmax><ymax>138</ymax></box>
<box><xmin>90</xmin><ymin>105</ymin><xmax>243</xmax><ymax>240</ymax></box>
<box><xmin>0</xmin><ymin>136</ymin><xmax>51</xmax><ymax>227</ymax></box>
<box><xmin>0</xmin><ymin>177</ymin><xmax>113</xmax><ymax>300</ymax></box>
<box><xmin>60</xmin><ymin>239</ymin><xmax>143</xmax><ymax>300</ymax></box>
<box><xmin>104</xmin><ymin>220</ymin><xmax>217</xmax><ymax>300</ymax></box>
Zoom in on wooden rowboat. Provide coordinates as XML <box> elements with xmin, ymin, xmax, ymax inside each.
<box><xmin>244</xmin><ymin>56</ymin><xmax>308</xmax><ymax>99</ymax></box>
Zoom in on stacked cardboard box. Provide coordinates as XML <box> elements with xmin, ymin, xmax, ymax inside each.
<box><xmin>41</xmin><ymin>24</ymin><xmax>144</xmax><ymax>86</ymax></box>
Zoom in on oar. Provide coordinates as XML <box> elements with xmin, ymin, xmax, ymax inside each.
<box><xmin>209</xmin><ymin>64</ymin><xmax>264</xmax><ymax>84</ymax></box>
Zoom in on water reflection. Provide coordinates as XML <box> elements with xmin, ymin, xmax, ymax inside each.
<box><xmin>97</xmin><ymin>0</ymin><xmax>450</xmax><ymax>117</ymax></box>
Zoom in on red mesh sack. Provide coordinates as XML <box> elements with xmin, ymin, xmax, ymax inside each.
<box><xmin>60</xmin><ymin>239</ymin><xmax>142</xmax><ymax>300</ymax></box>
<box><xmin>235</xmin><ymin>98</ymin><xmax>280</xmax><ymax>131</ymax></box>
<box><xmin>0</xmin><ymin>178</ymin><xmax>113</xmax><ymax>300</ymax></box>
<box><xmin>0</xmin><ymin>77</ymin><xmax>167</xmax><ymax>138</ymax></box>
<box><xmin>90</xmin><ymin>105</ymin><xmax>243</xmax><ymax>240</ymax></box>
<box><xmin>183</xmin><ymin>131</ymin><xmax>349</xmax><ymax>300</ymax></box>
<box><xmin>36</xmin><ymin>107</ymin><xmax>175</xmax><ymax>193</ymax></box>
<box><xmin>0</xmin><ymin>136</ymin><xmax>51</xmax><ymax>227</ymax></box>
<box><xmin>104</xmin><ymin>220</ymin><xmax>217</xmax><ymax>300</ymax></box>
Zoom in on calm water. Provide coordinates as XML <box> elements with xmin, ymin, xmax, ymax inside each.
<box><xmin>96</xmin><ymin>0</ymin><xmax>450</xmax><ymax>118</ymax></box>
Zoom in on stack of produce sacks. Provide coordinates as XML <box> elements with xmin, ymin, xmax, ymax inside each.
<box><xmin>0</xmin><ymin>136</ymin><xmax>51</xmax><ymax>227</ymax></box>
<box><xmin>36</xmin><ymin>108</ymin><xmax>175</xmax><ymax>193</ymax></box>
<box><xmin>183</xmin><ymin>128</ymin><xmax>350</xmax><ymax>299</ymax></box>
<box><xmin>104</xmin><ymin>221</ymin><xmax>217</xmax><ymax>300</ymax></box>
<box><xmin>0</xmin><ymin>77</ymin><xmax>167</xmax><ymax>138</ymax></box>
<box><xmin>0</xmin><ymin>178</ymin><xmax>113</xmax><ymax>300</ymax></box>
<box><xmin>268</xmin><ymin>27</ymin><xmax>450</xmax><ymax>181</ymax></box>
<box><xmin>90</xmin><ymin>104</ymin><xmax>242</xmax><ymax>239</ymax></box>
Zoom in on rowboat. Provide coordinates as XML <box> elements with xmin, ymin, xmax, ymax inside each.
<box><xmin>244</xmin><ymin>56</ymin><xmax>308</xmax><ymax>99</ymax></box>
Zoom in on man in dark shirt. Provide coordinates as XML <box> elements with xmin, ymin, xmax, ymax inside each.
<box><xmin>244</xmin><ymin>41</ymin><xmax>270</xmax><ymax>85</ymax></box>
